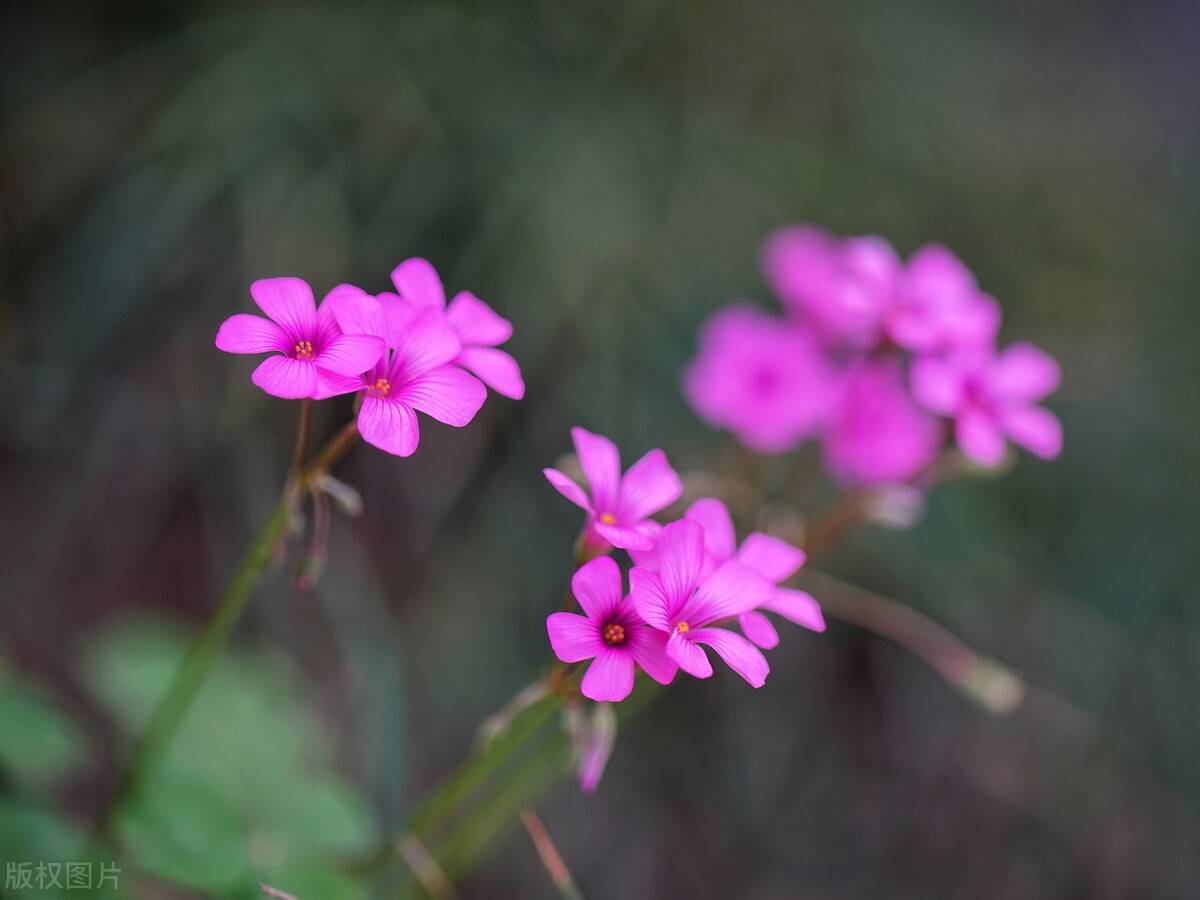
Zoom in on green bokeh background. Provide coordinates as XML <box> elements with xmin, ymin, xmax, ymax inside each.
<box><xmin>2</xmin><ymin>1</ymin><xmax>1198</xmax><ymax>897</ymax></box>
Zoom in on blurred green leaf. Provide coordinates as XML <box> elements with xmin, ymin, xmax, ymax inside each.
<box><xmin>0</xmin><ymin>661</ymin><xmax>82</xmax><ymax>785</ymax></box>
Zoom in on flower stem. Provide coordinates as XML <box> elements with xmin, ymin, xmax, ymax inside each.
<box><xmin>290</xmin><ymin>399</ymin><xmax>313</xmax><ymax>480</ymax></box>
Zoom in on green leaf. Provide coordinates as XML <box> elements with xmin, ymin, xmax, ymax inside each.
<box><xmin>0</xmin><ymin>661</ymin><xmax>82</xmax><ymax>784</ymax></box>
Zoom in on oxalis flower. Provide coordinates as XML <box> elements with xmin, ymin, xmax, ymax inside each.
<box><xmin>629</xmin><ymin>520</ymin><xmax>775</xmax><ymax>687</ymax></box>
<box><xmin>390</xmin><ymin>257</ymin><xmax>525</xmax><ymax>400</ymax></box>
<box><xmin>911</xmin><ymin>342</ymin><xmax>1062</xmax><ymax>466</ymax></box>
<box><xmin>316</xmin><ymin>286</ymin><xmax>487</xmax><ymax>457</ymax></box>
<box><xmin>664</xmin><ymin>498</ymin><xmax>824</xmax><ymax>649</ymax></box>
<box><xmin>543</xmin><ymin>427</ymin><xmax>683</xmax><ymax>553</ymax></box>
<box><xmin>546</xmin><ymin>557</ymin><xmax>677</xmax><ymax>702</ymax></box>
<box><xmin>886</xmin><ymin>244</ymin><xmax>1000</xmax><ymax>354</ymax></box>
<box><xmin>215</xmin><ymin>277</ymin><xmax>385</xmax><ymax>399</ymax></box>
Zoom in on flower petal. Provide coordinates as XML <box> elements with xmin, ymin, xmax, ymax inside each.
<box><xmin>617</xmin><ymin>449</ymin><xmax>683</xmax><ymax>523</ymax></box>
<box><xmin>251</xmin><ymin>356</ymin><xmax>317</xmax><ymax>400</ymax></box>
<box><xmin>689</xmin><ymin>628</ymin><xmax>769</xmax><ymax>687</ymax></box>
<box><xmin>313</xmin><ymin>371</ymin><xmax>367</xmax><ymax>401</ymax></box>
<box><xmin>667</xmin><ymin>631</ymin><xmax>713</xmax><ymax>679</ymax></box>
<box><xmin>392</xmin><ymin>310</ymin><xmax>461</xmax><ymax>379</ymax></box>
<box><xmin>626</xmin><ymin>626</ymin><xmax>677</xmax><ymax>685</ymax></box>
<box><xmin>1001</xmin><ymin>405</ymin><xmax>1063</xmax><ymax>460</ymax></box>
<box><xmin>736</xmin><ymin>533</ymin><xmax>805</xmax><ymax>583</ymax></box>
<box><xmin>456</xmin><ymin>347</ymin><xmax>525</xmax><ymax>400</ymax></box>
<box><xmin>323</xmin><ymin>285</ymin><xmax>387</xmax><ymax>341</ymax></box>
<box><xmin>570</xmin><ymin>427</ymin><xmax>621</xmax><ymax>514</ymax></box>
<box><xmin>377</xmin><ymin>291</ymin><xmax>420</xmax><ymax>348</ymax></box>
<box><xmin>957</xmin><ymin>408</ymin><xmax>1006</xmax><ymax>467</ymax></box>
<box><xmin>446</xmin><ymin>291</ymin><xmax>513</xmax><ymax>346</ymax></box>
<box><xmin>910</xmin><ymin>356</ymin><xmax>967</xmax><ymax>416</ymax></box>
<box><xmin>685</xmin><ymin>559</ymin><xmax>773</xmax><ymax>625</ymax></box>
<box><xmin>543</xmin><ymin>468</ymin><xmax>592</xmax><ymax>512</ymax></box>
<box><xmin>250</xmin><ymin>277</ymin><xmax>317</xmax><ymax>341</ymax></box>
<box><xmin>655</xmin><ymin>520</ymin><xmax>706</xmax><ymax>608</ymax></box>
<box><xmin>989</xmin><ymin>343</ymin><xmax>1061</xmax><ymax>402</ymax></box>
<box><xmin>629</xmin><ymin>568</ymin><xmax>673</xmax><ymax>632</ymax></box>
<box><xmin>684</xmin><ymin>498</ymin><xmax>736</xmax><ymax>562</ymax></box>
<box><xmin>357</xmin><ymin>396</ymin><xmax>419</xmax><ymax>457</ymax></box>
<box><xmin>581</xmin><ymin>650</ymin><xmax>636</xmax><ymax>702</ymax></box>
<box><xmin>571</xmin><ymin>557</ymin><xmax>623</xmax><ymax>621</ymax></box>
<box><xmin>738</xmin><ymin>611</ymin><xmax>780</xmax><ymax>649</ymax></box>
<box><xmin>592</xmin><ymin>518</ymin><xmax>659</xmax><ymax>552</ymax></box>
<box><xmin>215</xmin><ymin>314</ymin><xmax>288</xmax><ymax>354</ymax></box>
<box><xmin>764</xmin><ymin>588</ymin><xmax>826</xmax><ymax>632</ymax></box>
<box><xmin>394</xmin><ymin>365</ymin><xmax>486</xmax><ymax>427</ymax></box>
<box><xmin>390</xmin><ymin>257</ymin><xmax>446</xmax><ymax>311</ymax></box>
<box><xmin>546</xmin><ymin>612</ymin><xmax>603</xmax><ymax>663</ymax></box>
<box><xmin>316</xmin><ymin>334</ymin><xmax>385</xmax><ymax>377</ymax></box>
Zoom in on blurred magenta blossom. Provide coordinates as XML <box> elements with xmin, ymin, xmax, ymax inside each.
<box><xmin>686</xmin><ymin>224</ymin><xmax>1063</xmax><ymax>482</ymax></box>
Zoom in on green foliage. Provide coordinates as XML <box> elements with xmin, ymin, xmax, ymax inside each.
<box><xmin>0</xmin><ymin>661</ymin><xmax>82</xmax><ymax>786</ymax></box>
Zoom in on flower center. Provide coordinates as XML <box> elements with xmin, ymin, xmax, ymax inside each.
<box><xmin>293</xmin><ymin>340</ymin><xmax>315</xmax><ymax>360</ymax></box>
<box><xmin>599</xmin><ymin>512</ymin><xmax>617</xmax><ymax>525</ymax></box>
<box><xmin>368</xmin><ymin>377</ymin><xmax>391</xmax><ymax>397</ymax></box>
<box><xmin>602</xmin><ymin>622</ymin><xmax>626</xmax><ymax>646</ymax></box>
<box><xmin>676</xmin><ymin>621</ymin><xmax>690</xmax><ymax>634</ymax></box>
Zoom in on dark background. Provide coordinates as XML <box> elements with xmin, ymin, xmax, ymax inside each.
<box><xmin>2</xmin><ymin>1</ymin><xmax>1199</xmax><ymax>897</ymax></box>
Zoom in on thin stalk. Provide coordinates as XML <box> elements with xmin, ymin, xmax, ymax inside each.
<box><xmin>290</xmin><ymin>399</ymin><xmax>313</xmax><ymax>479</ymax></box>
<box><xmin>521</xmin><ymin>808</ymin><xmax>587</xmax><ymax>900</ymax></box>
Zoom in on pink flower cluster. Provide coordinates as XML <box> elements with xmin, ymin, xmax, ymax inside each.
<box><xmin>685</xmin><ymin>225</ymin><xmax>1063</xmax><ymax>482</ymax></box>
<box><xmin>545</xmin><ymin>429</ymin><xmax>824</xmax><ymax>702</ymax></box>
<box><xmin>216</xmin><ymin>259</ymin><xmax>523</xmax><ymax>456</ymax></box>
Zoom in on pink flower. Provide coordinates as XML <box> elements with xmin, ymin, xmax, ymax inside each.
<box><xmin>886</xmin><ymin>244</ymin><xmax>1000</xmax><ymax>354</ymax></box>
<box><xmin>911</xmin><ymin>342</ymin><xmax>1062</xmax><ymax>466</ymax></box>
<box><xmin>390</xmin><ymin>258</ymin><xmax>525</xmax><ymax>400</ymax></box>
<box><xmin>215</xmin><ymin>277</ymin><xmax>385</xmax><ymax>399</ymax></box>
<box><xmin>546</xmin><ymin>557</ymin><xmax>677</xmax><ymax>702</ymax></box>
<box><xmin>316</xmin><ymin>286</ymin><xmax>487</xmax><ymax>457</ymax></box>
<box><xmin>543</xmin><ymin>427</ymin><xmax>683</xmax><ymax>552</ymax></box>
<box><xmin>628</xmin><ymin>520</ymin><xmax>775</xmax><ymax>687</ymax></box>
<box><xmin>822</xmin><ymin>357</ymin><xmax>944</xmax><ymax>486</ymax></box>
<box><xmin>762</xmin><ymin>225</ymin><xmax>900</xmax><ymax>348</ymax></box>
<box><xmin>683</xmin><ymin>305</ymin><xmax>839</xmax><ymax>454</ymax></box>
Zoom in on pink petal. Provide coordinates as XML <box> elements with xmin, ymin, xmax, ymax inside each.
<box><xmin>591</xmin><ymin>519</ymin><xmax>659</xmax><ymax>552</ymax></box>
<box><xmin>315</xmin><ymin>334</ymin><xmax>385</xmax><ymax>377</ymax></box>
<box><xmin>989</xmin><ymin>343</ymin><xmax>1061</xmax><ymax>402</ymax></box>
<box><xmin>543</xmin><ymin>468</ymin><xmax>592</xmax><ymax>512</ymax></box>
<box><xmin>251</xmin><ymin>356</ymin><xmax>317</xmax><ymax>400</ymax></box>
<box><xmin>392</xmin><ymin>311</ymin><xmax>461</xmax><ymax>379</ymax></box>
<box><xmin>377</xmin><ymin>292</ymin><xmax>420</xmax><ymax>348</ymax></box>
<box><xmin>446</xmin><ymin>291</ymin><xmax>513</xmax><ymax>346</ymax></box>
<box><xmin>689</xmin><ymin>628</ymin><xmax>769</xmax><ymax>687</ymax></box>
<box><xmin>546</xmin><ymin>612</ymin><xmax>603</xmax><ymax>663</ymax></box>
<box><xmin>250</xmin><ymin>277</ymin><xmax>317</xmax><ymax>341</ymax></box>
<box><xmin>626</xmin><ymin>521</ymin><xmax>664</xmax><ymax>570</ymax></box>
<box><xmin>735</xmin><ymin>533</ymin><xmax>805</xmax><ymax>583</ymax></box>
<box><xmin>390</xmin><ymin>257</ymin><xmax>446</xmax><ymax>311</ymax></box>
<box><xmin>910</xmin><ymin>356</ymin><xmax>967</xmax><ymax>416</ymax></box>
<box><xmin>616</xmin><ymin>449</ymin><xmax>683</xmax><ymax>523</ymax></box>
<box><xmin>629</xmin><ymin>568</ymin><xmax>673</xmax><ymax>631</ymax></box>
<box><xmin>667</xmin><ymin>631</ymin><xmax>713</xmax><ymax>679</ymax></box>
<box><xmin>395</xmin><ymin>365</ymin><xmax>486</xmax><ymax>427</ymax></box>
<box><xmin>323</xmin><ymin>285</ymin><xmax>387</xmax><ymax>341</ymax></box>
<box><xmin>685</xmin><ymin>559</ymin><xmax>773</xmax><ymax>625</ymax></box>
<box><xmin>456</xmin><ymin>347</ymin><xmax>525</xmax><ymax>400</ymax></box>
<box><xmin>357</xmin><ymin>396</ymin><xmax>420</xmax><ymax>457</ymax></box>
<box><xmin>215</xmin><ymin>314</ymin><xmax>288</xmax><ymax>354</ymax></box>
<box><xmin>626</xmin><ymin>627</ymin><xmax>677</xmax><ymax>685</ymax></box>
<box><xmin>1001</xmin><ymin>405</ymin><xmax>1063</xmax><ymax>460</ymax></box>
<box><xmin>764</xmin><ymin>588</ymin><xmax>826</xmax><ymax>632</ymax></box>
<box><xmin>313</xmin><ymin>371</ymin><xmax>367</xmax><ymax>401</ymax></box>
<box><xmin>570</xmin><ymin>427</ymin><xmax>621</xmax><ymax>514</ymax></box>
<box><xmin>738</xmin><ymin>611</ymin><xmax>780</xmax><ymax>649</ymax></box>
<box><xmin>957</xmin><ymin>408</ymin><xmax>1006</xmax><ymax>467</ymax></box>
<box><xmin>571</xmin><ymin>557</ymin><xmax>623</xmax><ymax>622</ymax></box>
<box><xmin>684</xmin><ymin>498</ymin><xmax>736</xmax><ymax>562</ymax></box>
<box><xmin>580</xmin><ymin>650</ymin><xmax>636</xmax><ymax>702</ymax></box>
<box><xmin>655</xmin><ymin>520</ymin><xmax>706</xmax><ymax>607</ymax></box>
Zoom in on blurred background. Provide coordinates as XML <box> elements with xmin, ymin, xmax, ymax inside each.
<box><xmin>2</xmin><ymin>1</ymin><xmax>1199</xmax><ymax>897</ymax></box>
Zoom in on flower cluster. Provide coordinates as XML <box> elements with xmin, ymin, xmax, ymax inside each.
<box><xmin>545</xmin><ymin>429</ymin><xmax>823</xmax><ymax>702</ymax></box>
<box><xmin>685</xmin><ymin>225</ymin><xmax>1063</xmax><ymax>483</ymax></box>
<box><xmin>216</xmin><ymin>259</ymin><xmax>523</xmax><ymax>456</ymax></box>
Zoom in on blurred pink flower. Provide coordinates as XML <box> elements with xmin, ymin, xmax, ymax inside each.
<box><xmin>316</xmin><ymin>287</ymin><xmax>487</xmax><ymax>457</ymax></box>
<box><xmin>390</xmin><ymin>258</ymin><xmax>525</xmax><ymax>400</ymax></box>
<box><xmin>546</xmin><ymin>557</ymin><xmax>677</xmax><ymax>702</ymax></box>
<box><xmin>762</xmin><ymin>225</ymin><xmax>900</xmax><ymax>348</ymax></box>
<box><xmin>683</xmin><ymin>305</ymin><xmax>839</xmax><ymax>454</ymax></box>
<box><xmin>215</xmin><ymin>277</ymin><xmax>385</xmax><ymax>400</ymax></box>
<box><xmin>543</xmin><ymin>427</ymin><xmax>683</xmax><ymax>552</ymax></box>
<box><xmin>886</xmin><ymin>244</ymin><xmax>1000</xmax><ymax>354</ymax></box>
<box><xmin>629</xmin><ymin>520</ymin><xmax>774</xmax><ymax>687</ymax></box>
<box><xmin>822</xmin><ymin>357</ymin><xmax>944</xmax><ymax>486</ymax></box>
<box><xmin>911</xmin><ymin>342</ymin><xmax>1062</xmax><ymax>466</ymax></box>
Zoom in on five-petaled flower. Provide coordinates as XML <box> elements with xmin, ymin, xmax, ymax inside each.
<box><xmin>629</xmin><ymin>520</ymin><xmax>775</xmax><ymax>687</ymax></box>
<box><xmin>215</xmin><ymin>277</ymin><xmax>385</xmax><ymax>400</ymax></box>
<box><xmin>543</xmin><ymin>427</ymin><xmax>683</xmax><ymax>552</ymax></box>
<box><xmin>546</xmin><ymin>557</ymin><xmax>677</xmax><ymax>702</ymax></box>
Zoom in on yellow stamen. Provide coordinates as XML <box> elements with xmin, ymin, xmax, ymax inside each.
<box><xmin>293</xmin><ymin>340</ymin><xmax>314</xmax><ymax>360</ymax></box>
<box><xmin>599</xmin><ymin>512</ymin><xmax>617</xmax><ymax>525</ymax></box>
<box><xmin>370</xmin><ymin>377</ymin><xmax>391</xmax><ymax>397</ymax></box>
<box><xmin>602</xmin><ymin>622</ymin><xmax>626</xmax><ymax>646</ymax></box>
<box><xmin>676</xmin><ymin>621</ymin><xmax>690</xmax><ymax>634</ymax></box>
